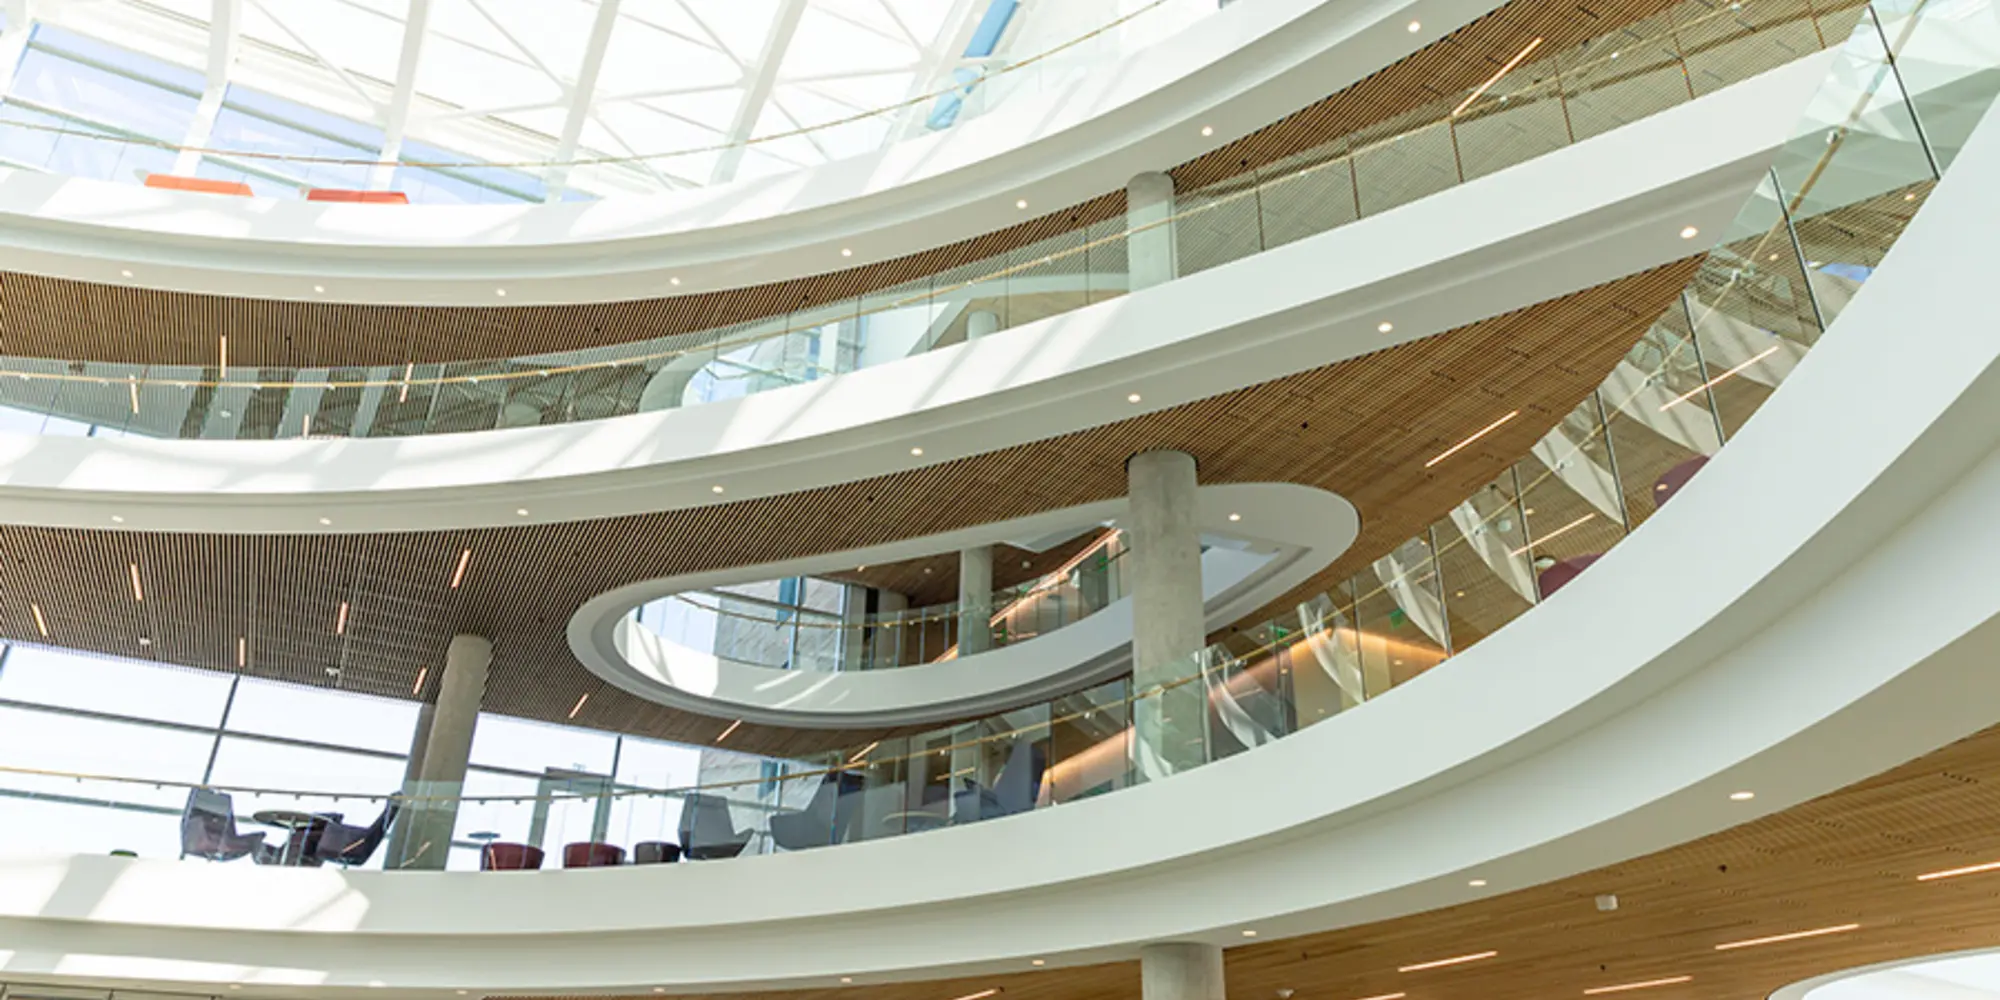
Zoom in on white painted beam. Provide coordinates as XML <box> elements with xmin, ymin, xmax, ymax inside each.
<box><xmin>709</xmin><ymin>0</ymin><xmax>807</xmax><ymax>185</ymax></box>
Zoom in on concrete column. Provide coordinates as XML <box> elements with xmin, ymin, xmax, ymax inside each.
<box><xmin>1141</xmin><ymin>943</ymin><xmax>1225</xmax><ymax>1000</ymax></box>
<box><xmin>872</xmin><ymin>590</ymin><xmax>909</xmax><ymax>668</ymax></box>
<box><xmin>957</xmin><ymin>545</ymin><xmax>994</xmax><ymax>656</ymax></box>
<box><xmin>1127</xmin><ymin>171</ymin><xmax>1178</xmax><ymax>291</ymax></box>
<box><xmin>1127</xmin><ymin>450</ymin><xmax>1207</xmax><ymax>780</ymax></box>
<box><xmin>380</xmin><ymin>701</ymin><xmax>435</xmax><ymax>865</ymax></box>
<box><xmin>399</xmin><ymin>634</ymin><xmax>491</xmax><ymax>870</ymax></box>
<box><xmin>965</xmin><ymin>309</ymin><xmax>1000</xmax><ymax>341</ymax></box>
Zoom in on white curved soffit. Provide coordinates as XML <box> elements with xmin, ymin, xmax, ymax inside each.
<box><xmin>1773</xmin><ymin>946</ymin><xmax>2000</xmax><ymax>1000</ymax></box>
<box><xmin>570</xmin><ymin>482</ymin><xmax>1357</xmax><ymax>728</ymax></box>
<box><xmin>0</xmin><ymin>0</ymin><xmax>1506</xmax><ymax>305</ymax></box>
<box><xmin>0</xmin><ymin>46</ymin><xmax>1997</xmax><ymax>1000</ymax></box>
<box><xmin>0</xmin><ymin>54</ymin><xmax>1834</xmax><ymax>536</ymax></box>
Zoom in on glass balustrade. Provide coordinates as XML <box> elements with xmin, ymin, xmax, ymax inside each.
<box><xmin>0</xmin><ymin>0</ymin><xmax>1880</xmax><ymax>442</ymax></box>
<box><xmin>0</xmin><ymin>0</ymin><xmax>1985</xmax><ymax>872</ymax></box>
<box><xmin>633</xmin><ymin>532</ymin><xmax>1131</xmax><ymax>672</ymax></box>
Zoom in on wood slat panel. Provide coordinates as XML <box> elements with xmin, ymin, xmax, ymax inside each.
<box><xmin>0</xmin><ymin>262</ymin><xmax>1696</xmax><ymax>756</ymax></box>
<box><xmin>505</xmin><ymin>720</ymin><xmax>2000</xmax><ymax>1000</ymax></box>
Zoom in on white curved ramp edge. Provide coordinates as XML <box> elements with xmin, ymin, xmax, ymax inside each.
<box><xmin>569</xmin><ymin>482</ymin><xmax>1356</xmax><ymax>727</ymax></box>
<box><xmin>0</xmin><ymin>53</ymin><xmax>1834</xmax><ymax>537</ymax></box>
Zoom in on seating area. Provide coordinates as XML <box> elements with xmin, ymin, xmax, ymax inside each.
<box><xmin>179</xmin><ymin>789</ymin><xmax>397</xmax><ymax>868</ymax></box>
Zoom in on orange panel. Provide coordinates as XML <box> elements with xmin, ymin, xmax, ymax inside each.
<box><xmin>142</xmin><ymin>174</ymin><xmax>253</xmax><ymax>197</ymax></box>
<box><xmin>305</xmin><ymin>189</ymin><xmax>411</xmax><ymax>204</ymax></box>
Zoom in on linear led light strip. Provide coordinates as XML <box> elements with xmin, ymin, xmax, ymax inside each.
<box><xmin>335</xmin><ymin>600</ymin><xmax>350</xmax><ymax>635</ymax></box>
<box><xmin>1713</xmin><ymin>924</ymin><xmax>1860</xmax><ymax>950</ymax></box>
<box><xmin>1426</xmin><ymin>411</ymin><xmax>1519</xmax><ymax>468</ymax></box>
<box><xmin>1452</xmin><ymin>38</ymin><xmax>1545</xmax><ymax>116</ymax></box>
<box><xmin>1510</xmin><ymin>512</ymin><xmax>1595</xmax><ymax>556</ymax></box>
<box><xmin>128</xmin><ymin>563</ymin><xmax>144</xmax><ymax>602</ymax></box>
<box><xmin>1919</xmin><ymin>859</ymin><xmax>2000</xmax><ymax>880</ymax></box>
<box><xmin>411</xmin><ymin>665</ymin><xmax>429</xmax><ymax>696</ymax></box>
<box><xmin>1585</xmin><ymin>977</ymin><xmax>1693</xmax><ymax>995</ymax></box>
<box><xmin>715</xmin><ymin>719</ymin><xmax>743</xmax><ymax>744</ymax></box>
<box><xmin>568</xmin><ymin>692</ymin><xmax>590</xmax><ymax>719</ymax></box>
<box><xmin>30</xmin><ymin>602</ymin><xmax>48</xmax><ymax>637</ymax></box>
<box><xmin>1399</xmin><ymin>951</ymin><xmax>1498</xmax><ymax>972</ymax></box>
<box><xmin>1659</xmin><ymin>345</ymin><xmax>1783</xmax><ymax>411</ymax></box>
<box><xmin>449</xmin><ymin>548</ymin><xmax>472</xmax><ymax>589</ymax></box>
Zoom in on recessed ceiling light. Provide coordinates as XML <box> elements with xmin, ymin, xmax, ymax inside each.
<box><xmin>1228</xmin><ymin>513</ymin><xmax>1242</xmax><ymax>522</ymax></box>
<box><xmin>841</xmin><ymin>978</ymin><xmax>854</xmax><ymax>984</ymax></box>
<box><xmin>1680</xmin><ymin>225</ymin><xmax>1700</xmax><ymax>239</ymax></box>
<box><xmin>1201</xmin><ymin>125</ymin><xmax>1214</xmax><ymax>137</ymax></box>
<box><xmin>1016</xmin><ymin>199</ymin><xmax>1029</xmax><ymax>209</ymax></box>
<box><xmin>1713</xmin><ymin>924</ymin><xmax>1860</xmax><ymax>950</ymax></box>
<box><xmin>1241</xmin><ymin>930</ymin><xmax>1258</xmax><ymax>937</ymax></box>
<box><xmin>313</xmin><ymin>284</ymin><xmax>325</xmax><ymax>293</ymax></box>
<box><xmin>654</xmin><ymin>990</ymin><xmax>666</xmax><ymax>995</ymax></box>
<box><xmin>120</xmin><ymin>269</ymin><xmax>133</xmax><ymax>278</ymax></box>
<box><xmin>1469</xmin><ymin>878</ymin><xmax>1488</xmax><ymax>887</ymax></box>
<box><xmin>1905</xmin><ymin>192</ymin><xmax>1917</xmax><ymax>201</ymax></box>
<box><xmin>1426</xmin><ymin>411</ymin><xmax>1520</xmax><ymax>468</ymax></box>
<box><xmin>1729</xmin><ymin>790</ymin><xmax>1755</xmax><ymax>801</ymax></box>
<box><xmin>318</xmin><ymin>517</ymin><xmax>332</xmax><ymax>525</ymax></box>
<box><xmin>1399</xmin><ymin>951</ymin><xmax>1499</xmax><ymax>972</ymax></box>
<box><xmin>1408</xmin><ymin>19</ymin><xmax>1422</xmax><ymax>30</ymax></box>
<box><xmin>449</xmin><ymin>548</ymin><xmax>472</xmax><ymax>589</ymax></box>
<box><xmin>1919</xmin><ymin>859</ymin><xmax>2000</xmax><ymax>881</ymax></box>
<box><xmin>670</xmin><ymin>277</ymin><xmax>682</xmax><ymax>285</ymax></box>
<box><xmin>1378</xmin><ymin>321</ymin><xmax>1395</xmax><ymax>333</ymax></box>
<box><xmin>516</xmin><ymin>508</ymin><xmax>529</xmax><ymax>516</ymax></box>
<box><xmin>711</xmin><ymin>485</ymin><xmax>725</xmax><ymax>494</ymax></box>
<box><xmin>138</xmin><ymin>636</ymin><xmax>151</xmax><ymax>646</ymax></box>
<box><xmin>1127</xmin><ymin>392</ymin><xmax>1143</xmax><ymax>403</ymax></box>
<box><xmin>495</xmin><ymin>287</ymin><xmax>507</xmax><ymax>296</ymax></box>
<box><xmin>111</xmin><ymin>515</ymin><xmax>124</xmax><ymax>523</ymax></box>
<box><xmin>910</xmin><ymin>446</ymin><xmax>924</xmax><ymax>456</ymax></box>
<box><xmin>1584</xmin><ymin>977</ymin><xmax>1694</xmax><ymax>995</ymax></box>
<box><xmin>841</xmin><ymin>248</ymin><xmax>854</xmax><ymax>257</ymax></box>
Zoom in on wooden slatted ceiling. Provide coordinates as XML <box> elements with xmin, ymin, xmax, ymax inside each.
<box><xmin>0</xmin><ymin>0</ymin><xmax>1832</xmax><ymax>369</ymax></box>
<box><xmin>0</xmin><ymin>262</ymin><xmax>1696</xmax><ymax>757</ymax></box>
<box><xmin>506</xmin><ymin>718</ymin><xmax>2000</xmax><ymax>1000</ymax></box>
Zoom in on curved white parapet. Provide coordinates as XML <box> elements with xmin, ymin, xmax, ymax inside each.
<box><xmin>570</xmin><ymin>482</ymin><xmax>1356</xmax><ymax>727</ymax></box>
<box><xmin>0</xmin><ymin>0</ymin><xmax>1502</xmax><ymax>305</ymax></box>
<box><xmin>0</xmin><ymin>54</ymin><xmax>1834</xmax><ymax>536</ymax></box>
<box><xmin>1774</xmin><ymin>948</ymin><xmax>2000</xmax><ymax>1000</ymax></box>
<box><xmin>0</xmin><ymin>37</ymin><xmax>1996</xmax><ymax>998</ymax></box>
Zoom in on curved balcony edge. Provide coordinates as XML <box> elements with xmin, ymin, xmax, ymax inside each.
<box><xmin>0</xmin><ymin>0</ymin><xmax>1477</xmax><ymax>306</ymax></box>
<box><xmin>0</xmin><ymin>55</ymin><xmax>1833</xmax><ymax>536</ymax></box>
<box><xmin>569</xmin><ymin>482</ymin><xmax>1355</xmax><ymax>728</ymax></box>
<box><xmin>4</xmin><ymin>86</ymin><xmax>2000</xmax><ymax>993</ymax></box>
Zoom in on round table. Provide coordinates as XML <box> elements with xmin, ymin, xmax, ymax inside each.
<box><xmin>252</xmin><ymin>810</ymin><xmax>329</xmax><ymax>866</ymax></box>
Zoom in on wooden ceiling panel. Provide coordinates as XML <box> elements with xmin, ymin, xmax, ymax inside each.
<box><xmin>0</xmin><ymin>262</ymin><xmax>1698</xmax><ymax>757</ymax></box>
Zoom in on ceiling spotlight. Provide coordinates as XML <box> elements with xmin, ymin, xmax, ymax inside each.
<box><xmin>319</xmin><ymin>517</ymin><xmax>332</xmax><ymax>525</ymax></box>
<box><xmin>1469</xmin><ymin>878</ymin><xmax>1488</xmax><ymax>887</ymax></box>
<box><xmin>111</xmin><ymin>515</ymin><xmax>124</xmax><ymax>523</ymax></box>
<box><xmin>1730</xmin><ymin>790</ymin><xmax>1756</xmax><ymax>801</ymax></box>
<box><xmin>1408</xmin><ymin>19</ymin><xmax>1422</xmax><ymax>30</ymax></box>
<box><xmin>670</xmin><ymin>277</ymin><xmax>682</xmax><ymax>285</ymax></box>
<box><xmin>910</xmin><ymin>446</ymin><xmax>924</xmax><ymax>456</ymax></box>
<box><xmin>711</xmin><ymin>485</ymin><xmax>725</xmax><ymax>494</ymax></box>
<box><xmin>1127</xmin><ymin>392</ymin><xmax>1143</xmax><ymax>403</ymax></box>
<box><xmin>1378</xmin><ymin>321</ymin><xmax>1395</xmax><ymax>333</ymax></box>
<box><xmin>515</xmin><ymin>508</ymin><xmax>529</xmax><ymax>516</ymax></box>
<box><xmin>1228</xmin><ymin>513</ymin><xmax>1242</xmax><ymax>522</ymax></box>
<box><xmin>1242</xmin><ymin>930</ymin><xmax>1258</xmax><ymax>938</ymax></box>
<box><xmin>1016</xmin><ymin>199</ymin><xmax>1029</xmax><ymax>210</ymax></box>
<box><xmin>313</xmin><ymin>284</ymin><xmax>325</xmax><ymax>293</ymax></box>
<box><xmin>1031</xmin><ymin>960</ymin><xmax>1046</xmax><ymax>967</ymax></box>
<box><xmin>841</xmin><ymin>248</ymin><xmax>854</xmax><ymax>257</ymax></box>
<box><xmin>495</xmin><ymin>287</ymin><xmax>507</xmax><ymax>296</ymax></box>
<box><xmin>1201</xmin><ymin>125</ymin><xmax>1214</xmax><ymax>137</ymax></box>
<box><xmin>120</xmin><ymin>269</ymin><xmax>134</xmax><ymax>278</ymax></box>
<box><xmin>1680</xmin><ymin>225</ymin><xmax>1700</xmax><ymax>239</ymax></box>
<box><xmin>138</xmin><ymin>636</ymin><xmax>152</xmax><ymax>646</ymax></box>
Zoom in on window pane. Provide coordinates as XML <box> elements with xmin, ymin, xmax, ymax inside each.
<box><xmin>469</xmin><ymin>714</ymin><xmax>616</xmax><ymax>775</ymax></box>
<box><xmin>223</xmin><ymin>677</ymin><xmax>419</xmax><ymax>754</ymax></box>
<box><xmin>0</xmin><ymin>645</ymin><xmax>232</xmax><ymax>727</ymax></box>
<box><xmin>0</xmin><ymin>705</ymin><xmax>212</xmax><ymax>807</ymax></box>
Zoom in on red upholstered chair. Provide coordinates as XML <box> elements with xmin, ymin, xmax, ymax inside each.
<box><xmin>305</xmin><ymin>188</ymin><xmax>410</xmax><ymax>204</ymax></box>
<box><xmin>563</xmin><ymin>842</ymin><xmax>627</xmax><ymax>868</ymax></box>
<box><xmin>480</xmin><ymin>842</ymin><xmax>545</xmax><ymax>871</ymax></box>
<box><xmin>1652</xmin><ymin>455</ymin><xmax>1711</xmax><ymax>508</ymax></box>
<box><xmin>1537</xmin><ymin>554</ymin><xmax>1603</xmax><ymax>598</ymax></box>
<box><xmin>144</xmin><ymin>174</ymin><xmax>253</xmax><ymax>197</ymax></box>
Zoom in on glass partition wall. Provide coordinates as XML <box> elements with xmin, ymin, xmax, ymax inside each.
<box><xmin>0</xmin><ymin>0</ymin><xmax>1897</xmax><ymax>443</ymax></box>
<box><xmin>0</xmin><ymin>0</ymin><xmax>1984</xmax><ymax>870</ymax></box>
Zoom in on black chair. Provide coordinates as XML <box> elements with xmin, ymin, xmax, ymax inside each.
<box><xmin>308</xmin><ymin>801</ymin><xmax>399</xmax><ymax>867</ymax></box>
<box><xmin>769</xmin><ymin>773</ymin><xmax>864</xmax><ymax>851</ymax></box>
<box><xmin>679</xmin><ymin>793</ymin><xmax>755</xmax><ymax>860</ymax></box>
<box><xmin>179</xmin><ymin>788</ymin><xmax>265</xmax><ymax>862</ymax></box>
<box><xmin>952</xmin><ymin>740</ymin><xmax>1048</xmax><ymax>823</ymax></box>
<box><xmin>634</xmin><ymin>841</ymin><xmax>681</xmax><ymax>864</ymax></box>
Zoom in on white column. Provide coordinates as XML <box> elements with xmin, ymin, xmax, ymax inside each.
<box><xmin>1127</xmin><ymin>171</ymin><xmax>1178</xmax><ymax>291</ymax></box>
<box><xmin>965</xmin><ymin>310</ymin><xmax>1000</xmax><ymax>341</ymax></box>
<box><xmin>1128</xmin><ymin>450</ymin><xmax>1206</xmax><ymax>779</ymax></box>
<box><xmin>1141</xmin><ymin>943</ymin><xmax>1225</xmax><ymax>1000</ymax></box>
<box><xmin>380</xmin><ymin>701</ymin><xmax>434</xmax><ymax>864</ymax></box>
<box><xmin>957</xmin><ymin>545</ymin><xmax>994</xmax><ymax>655</ymax></box>
<box><xmin>398</xmin><ymin>634</ymin><xmax>491</xmax><ymax>870</ymax></box>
